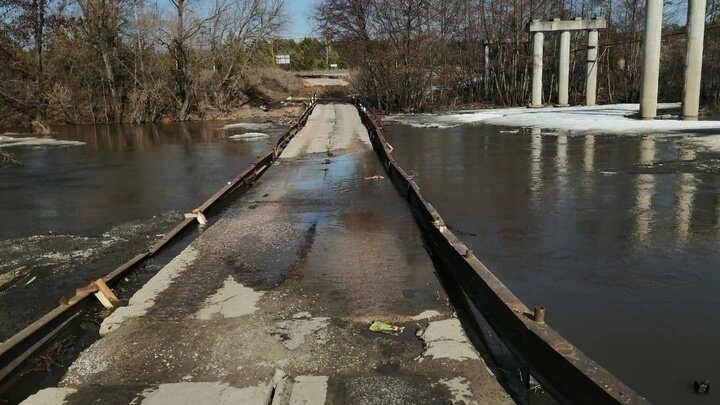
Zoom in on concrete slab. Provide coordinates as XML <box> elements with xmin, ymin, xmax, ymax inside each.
<box><xmin>36</xmin><ymin>102</ymin><xmax>512</xmax><ymax>405</ymax></box>
<box><xmin>22</xmin><ymin>388</ymin><xmax>76</xmax><ymax>405</ymax></box>
<box><xmin>288</xmin><ymin>376</ymin><xmax>328</xmax><ymax>405</ymax></box>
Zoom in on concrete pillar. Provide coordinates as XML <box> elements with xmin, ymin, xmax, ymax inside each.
<box><xmin>484</xmin><ymin>43</ymin><xmax>490</xmax><ymax>96</ymax></box>
<box><xmin>532</xmin><ymin>31</ymin><xmax>544</xmax><ymax>107</ymax></box>
<box><xmin>558</xmin><ymin>31</ymin><xmax>571</xmax><ymax>106</ymax></box>
<box><xmin>682</xmin><ymin>0</ymin><xmax>707</xmax><ymax>118</ymax></box>
<box><xmin>639</xmin><ymin>0</ymin><xmax>664</xmax><ymax>119</ymax></box>
<box><xmin>586</xmin><ymin>30</ymin><xmax>599</xmax><ymax>106</ymax></box>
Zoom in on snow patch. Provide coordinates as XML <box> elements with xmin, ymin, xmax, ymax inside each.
<box><xmin>0</xmin><ymin>136</ymin><xmax>85</xmax><ymax>149</ymax></box>
<box><xmin>687</xmin><ymin>135</ymin><xmax>720</xmax><ymax>152</ymax></box>
<box><xmin>229</xmin><ymin>132</ymin><xmax>269</xmax><ymax>141</ymax></box>
<box><xmin>223</xmin><ymin>122</ymin><xmax>274</xmax><ymax>130</ymax></box>
<box><xmin>386</xmin><ymin>103</ymin><xmax>720</xmax><ymax>135</ymax></box>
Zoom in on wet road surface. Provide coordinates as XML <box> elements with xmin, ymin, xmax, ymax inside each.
<box><xmin>385</xmin><ymin>123</ymin><xmax>720</xmax><ymax>405</ymax></box>
<box><xmin>22</xmin><ymin>104</ymin><xmax>511</xmax><ymax>404</ymax></box>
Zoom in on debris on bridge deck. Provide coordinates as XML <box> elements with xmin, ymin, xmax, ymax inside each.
<box><xmin>23</xmin><ymin>103</ymin><xmax>512</xmax><ymax>404</ymax></box>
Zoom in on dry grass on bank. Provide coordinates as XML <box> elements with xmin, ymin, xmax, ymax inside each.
<box><xmin>241</xmin><ymin>68</ymin><xmax>305</xmax><ymax>103</ymax></box>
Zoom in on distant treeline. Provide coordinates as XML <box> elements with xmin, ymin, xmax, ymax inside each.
<box><xmin>272</xmin><ymin>38</ymin><xmax>346</xmax><ymax>71</ymax></box>
<box><xmin>0</xmin><ymin>0</ymin><xmax>339</xmax><ymax>127</ymax></box>
<box><xmin>314</xmin><ymin>0</ymin><xmax>720</xmax><ymax>113</ymax></box>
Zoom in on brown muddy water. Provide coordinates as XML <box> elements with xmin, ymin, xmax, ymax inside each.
<box><xmin>384</xmin><ymin>123</ymin><xmax>720</xmax><ymax>405</ymax></box>
<box><xmin>0</xmin><ymin>121</ymin><xmax>285</xmax><ymax>343</ymax></box>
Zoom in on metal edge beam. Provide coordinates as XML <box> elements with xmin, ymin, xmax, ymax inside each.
<box><xmin>0</xmin><ymin>102</ymin><xmax>317</xmax><ymax>386</ymax></box>
<box><xmin>354</xmin><ymin>103</ymin><xmax>647</xmax><ymax>405</ymax></box>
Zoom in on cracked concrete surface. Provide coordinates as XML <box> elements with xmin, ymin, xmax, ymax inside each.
<box><xmin>194</xmin><ymin>275</ymin><xmax>263</xmax><ymax>320</ymax></box>
<box><xmin>417</xmin><ymin>318</ymin><xmax>481</xmax><ymax>362</ymax></box>
<box><xmin>23</xmin><ymin>103</ymin><xmax>512</xmax><ymax>405</ymax></box>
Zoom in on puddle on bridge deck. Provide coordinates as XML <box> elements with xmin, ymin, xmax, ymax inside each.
<box><xmin>0</xmin><ymin>120</ymin><xmax>286</xmax><ymax>342</ymax></box>
<box><xmin>284</xmin><ymin>149</ymin><xmax>447</xmax><ymax>321</ymax></box>
<box><xmin>385</xmin><ymin>123</ymin><xmax>720</xmax><ymax>405</ymax></box>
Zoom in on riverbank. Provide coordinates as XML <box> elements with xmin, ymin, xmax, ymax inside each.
<box><xmin>0</xmin><ymin>68</ymin><xmax>343</xmax><ymax>131</ymax></box>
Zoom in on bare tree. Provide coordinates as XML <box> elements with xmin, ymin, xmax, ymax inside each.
<box><xmin>0</xmin><ymin>0</ymin><xmax>57</xmax><ymax>120</ymax></box>
<box><xmin>158</xmin><ymin>0</ymin><xmax>218</xmax><ymax>120</ymax></box>
<box><xmin>202</xmin><ymin>0</ymin><xmax>287</xmax><ymax>109</ymax></box>
<box><xmin>76</xmin><ymin>0</ymin><xmax>138</xmax><ymax>120</ymax></box>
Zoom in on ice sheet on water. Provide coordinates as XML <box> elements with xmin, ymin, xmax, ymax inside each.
<box><xmin>222</xmin><ymin>122</ymin><xmax>275</xmax><ymax>130</ymax></box>
<box><xmin>687</xmin><ymin>134</ymin><xmax>720</xmax><ymax>152</ymax></box>
<box><xmin>0</xmin><ymin>211</ymin><xmax>181</xmax><ymax>281</ymax></box>
<box><xmin>229</xmin><ymin>132</ymin><xmax>269</xmax><ymax>141</ymax></box>
<box><xmin>0</xmin><ymin>135</ymin><xmax>85</xmax><ymax>149</ymax></box>
<box><xmin>385</xmin><ymin>103</ymin><xmax>720</xmax><ymax>135</ymax></box>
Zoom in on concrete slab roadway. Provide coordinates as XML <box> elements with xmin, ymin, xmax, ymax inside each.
<box><xmin>23</xmin><ymin>103</ymin><xmax>513</xmax><ymax>405</ymax></box>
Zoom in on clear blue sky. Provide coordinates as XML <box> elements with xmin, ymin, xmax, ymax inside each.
<box><xmin>286</xmin><ymin>0</ymin><xmax>316</xmax><ymax>39</ymax></box>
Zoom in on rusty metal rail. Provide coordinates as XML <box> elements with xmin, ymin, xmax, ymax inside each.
<box><xmin>355</xmin><ymin>102</ymin><xmax>648</xmax><ymax>405</ymax></box>
<box><xmin>0</xmin><ymin>101</ymin><xmax>316</xmax><ymax>384</ymax></box>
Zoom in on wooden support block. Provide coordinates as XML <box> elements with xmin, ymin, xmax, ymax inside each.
<box><xmin>184</xmin><ymin>209</ymin><xmax>208</xmax><ymax>225</ymax></box>
<box><xmin>76</xmin><ymin>284</ymin><xmax>99</xmax><ymax>296</ymax></box>
<box><xmin>94</xmin><ymin>291</ymin><xmax>114</xmax><ymax>309</ymax></box>
<box><xmin>94</xmin><ymin>279</ymin><xmax>119</xmax><ymax>305</ymax></box>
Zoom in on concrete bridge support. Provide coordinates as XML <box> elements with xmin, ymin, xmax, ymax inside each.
<box><xmin>682</xmin><ymin>0</ymin><xmax>707</xmax><ymax>118</ymax></box>
<box><xmin>586</xmin><ymin>30</ymin><xmax>599</xmax><ymax>106</ymax></box>
<box><xmin>639</xmin><ymin>0</ymin><xmax>664</xmax><ymax>119</ymax></box>
<box><xmin>532</xmin><ymin>32</ymin><xmax>545</xmax><ymax>107</ymax></box>
<box><xmin>558</xmin><ymin>31</ymin><xmax>571</xmax><ymax>106</ymax></box>
<box><xmin>528</xmin><ymin>18</ymin><xmax>606</xmax><ymax>108</ymax></box>
<box><xmin>485</xmin><ymin>43</ymin><xmax>490</xmax><ymax>96</ymax></box>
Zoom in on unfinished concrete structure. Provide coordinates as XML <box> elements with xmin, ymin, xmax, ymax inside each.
<box><xmin>527</xmin><ymin>17</ymin><xmax>607</xmax><ymax>108</ymax></box>
<box><xmin>640</xmin><ymin>0</ymin><xmax>707</xmax><ymax>119</ymax></box>
<box><xmin>683</xmin><ymin>0</ymin><xmax>707</xmax><ymax>118</ymax></box>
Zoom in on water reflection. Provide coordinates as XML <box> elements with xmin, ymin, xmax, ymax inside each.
<box><xmin>385</xmin><ymin>123</ymin><xmax>720</xmax><ymax>405</ymax></box>
<box><xmin>676</xmin><ymin>146</ymin><xmax>697</xmax><ymax>245</ymax></box>
<box><xmin>0</xmin><ymin>120</ymin><xmax>284</xmax><ymax>239</ymax></box>
<box><xmin>584</xmin><ymin>135</ymin><xmax>595</xmax><ymax>172</ymax></box>
<box><xmin>634</xmin><ymin>137</ymin><xmax>656</xmax><ymax>245</ymax></box>
<box><xmin>529</xmin><ymin>128</ymin><xmax>542</xmax><ymax>205</ymax></box>
<box><xmin>555</xmin><ymin>135</ymin><xmax>569</xmax><ymax>200</ymax></box>
<box><xmin>583</xmin><ymin>135</ymin><xmax>596</xmax><ymax>193</ymax></box>
<box><xmin>0</xmin><ymin>119</ymin><xmax>285</xmax><ymax>340</ymax></box>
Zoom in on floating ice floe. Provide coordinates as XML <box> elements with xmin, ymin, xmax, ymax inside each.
<box><xmin>223</xmin><ymin>122</ymin><xmax>274</xmax><ymax>130</ymax></box>
<box><xmin>385</xmin><ymin>103</ymin><xmax>720</xmax><ymax>135</ymax></box>
<box><xmin>0</xmin><ymin>135</ymin><xmax>85</xmax><ymax>149</ymax></box>
<box><xmin>229</xmin><ymin>132</ymin><xmax>269</xmax><ymax>141</ymax></box>
<box><xmin>687</xmin><ymin>135</ymin><xmax>720</xmax><ymax>152</ymax></box>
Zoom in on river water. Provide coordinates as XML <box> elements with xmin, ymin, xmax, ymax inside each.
<box><xmin>385</xmin><ymin>124</ymin><xmax>720</xmax><ymax>405</ymax></box>
<box><xmin>0</xmin><ymin>121</ymin><xmax>285</xmax><ymax>341</ymax></box>
<box><xmin>2</xmin><ymin>115</ymin><xmax>718</xmax><ymax>404</ymax></box>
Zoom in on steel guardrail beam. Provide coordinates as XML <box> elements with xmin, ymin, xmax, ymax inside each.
<box><xmin>0</xmin><ymin>101</ymin><xmax>317</xmax><ymax>385</ymax></box>
<box><xmin>354</xmin><ymin>102</ymin><xmax>647</xmax><ymax>405</ymax></box>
